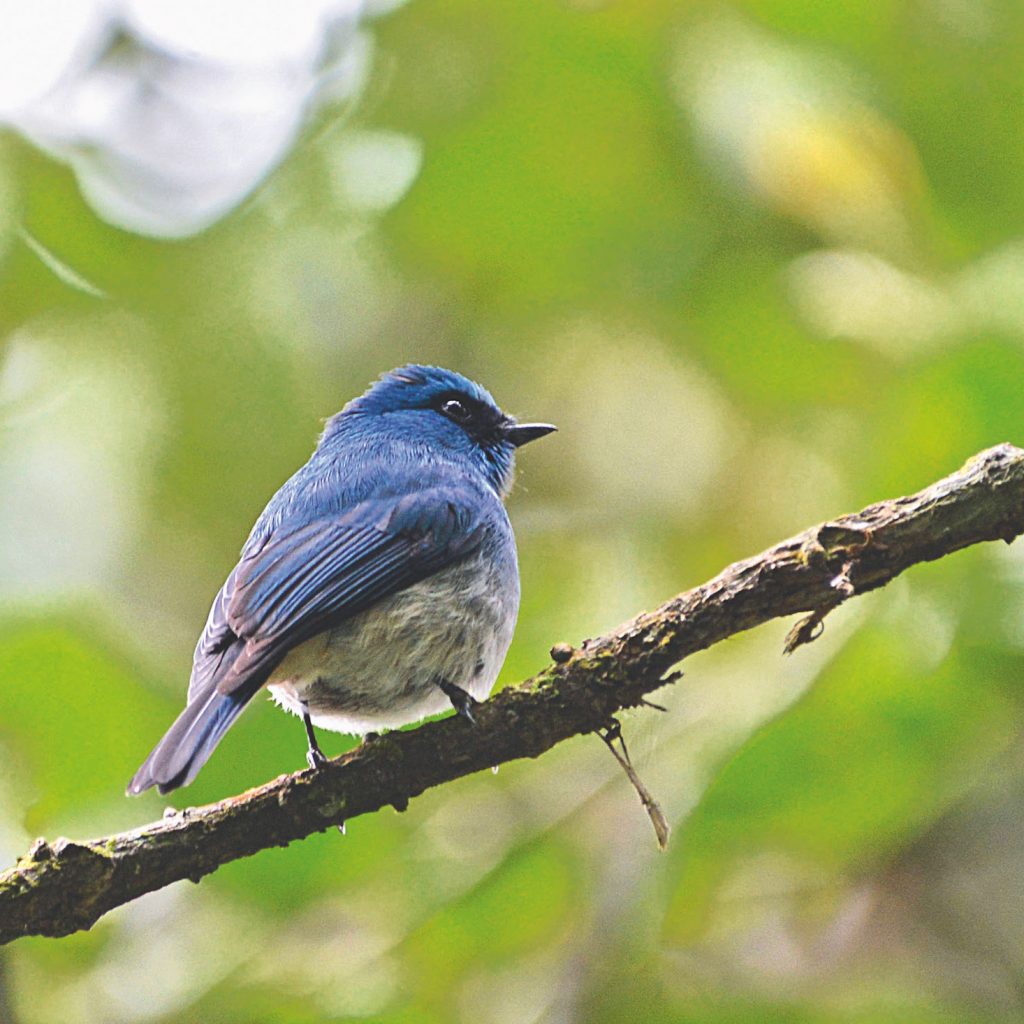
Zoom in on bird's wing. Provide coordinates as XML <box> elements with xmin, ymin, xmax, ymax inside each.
<box><xmin>188</xmin><ymin>487</ymin><xmax>486</xmax><ymax>701</ymax></box>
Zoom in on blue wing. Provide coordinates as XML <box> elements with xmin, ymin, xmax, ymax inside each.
<box><xmin>204</xmin><ymin>487</ymin><xmax>485</xmax><ymax>696</ymax></box>
<box><xmin>128</xmin><ymin>486</ymin><xmax>485</xmax><ymax>794</ymax></box>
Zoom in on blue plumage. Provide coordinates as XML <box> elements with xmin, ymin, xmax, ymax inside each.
<box><xmin>128</xmin><ymin>366</ymin><xmax>554</xmax><ymax>795</ymax></box>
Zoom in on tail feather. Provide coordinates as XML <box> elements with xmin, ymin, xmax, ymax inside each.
<box><xmin>127</xmin><ymin>683</ymin><xmax>257</xmax><ymax>796</ymax></box>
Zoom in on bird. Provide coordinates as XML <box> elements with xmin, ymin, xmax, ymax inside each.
<box><xmin>128</xmin><ymin>365</ymin><xmax>555</xmax><ymax>796</ymax></box>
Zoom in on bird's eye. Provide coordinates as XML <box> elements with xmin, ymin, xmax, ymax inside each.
<box><xmin>440</xmin><ymin>398</ymin><xmax>471</xmax><ymax>423</ymax></box>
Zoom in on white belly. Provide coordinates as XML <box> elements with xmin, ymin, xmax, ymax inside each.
<box><xmin>265</xmin><ymin>552</ymin><xmax>518</xmax><ymax>735</ymax></box>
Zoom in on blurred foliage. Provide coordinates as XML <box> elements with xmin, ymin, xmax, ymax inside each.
<box><xmin>2</xmin><ymin>1</ymin><xmax>1024</xmax><ymax>1022</ymax></box>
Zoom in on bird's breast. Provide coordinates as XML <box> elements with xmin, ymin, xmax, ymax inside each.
<box><xmin>266</xmin><ymin>543</ymin><xmax>519</xmax><ymax>735</ymax></box>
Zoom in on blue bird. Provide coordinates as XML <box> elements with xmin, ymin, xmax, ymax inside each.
<box><xmin>128</xmin><ymin>365</ymin><xmax>555</xmax><ymax>795</ymax></box>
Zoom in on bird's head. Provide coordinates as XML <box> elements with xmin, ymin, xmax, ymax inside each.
<box><xmin>326</xmin><ymin>365</ymin><xmax>556</xmax><ymax>494</ymax></box>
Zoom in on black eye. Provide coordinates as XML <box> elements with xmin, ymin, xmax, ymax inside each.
<box><xmin>440</xmin><ymin>398</ymin><xmax>471</xmax><ymax>423</ymax></box>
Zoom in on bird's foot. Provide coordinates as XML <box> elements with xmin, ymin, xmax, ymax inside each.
<box><xmin>303</xmin><ymin>709</ymin><xmax>329</xmax><ymax>771</ymax></box>
<box><xmin>437</xmin><ymin>679</ymin><xmax>478</xmax><ymax>724</ymax></box>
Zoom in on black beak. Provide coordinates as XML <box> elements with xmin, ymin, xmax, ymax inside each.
<box><xmin>503</xmin><ymin>420</ymin><xmax>557</xmax><ymax>448</ymax></box>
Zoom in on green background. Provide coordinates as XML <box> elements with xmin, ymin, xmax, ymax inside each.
<box><xmin>2</xmin><ymin>1</ymin><xmax>1024</xmax><ymax>1021</ymax></box>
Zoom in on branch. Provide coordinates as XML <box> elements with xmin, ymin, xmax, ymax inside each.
<box><xmin>3</xmin><ymin>444</ymin><xmax>1024</xmax><ymax>944</ymax></box>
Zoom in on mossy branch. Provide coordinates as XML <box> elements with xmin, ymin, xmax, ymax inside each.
<box><xmin>3</xmin><ymin>444</ymin><xmax>1024</xmax><ymax>944</ymax></box>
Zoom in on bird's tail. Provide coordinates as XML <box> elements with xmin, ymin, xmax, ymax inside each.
<box><xmin>127</xmin><ymin>683</ymin><xmax>257</xmax><ymax>796</ymax></box>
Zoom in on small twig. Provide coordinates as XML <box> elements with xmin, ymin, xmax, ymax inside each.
<box><xmin>599</xmin><ymin>720</ymin><xmax>671</xmax><ymax>850</ymax></box>
<box><xmin>639</xmin><ymin>697</ymin><xmax>669</xmax><ymax>712</ymax></box>
<box><xmin>783</xmin><ymin>608</ymin><xmax>830</xmax><ymax>654</ymax></box>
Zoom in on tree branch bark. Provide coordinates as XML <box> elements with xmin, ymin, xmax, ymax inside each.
<box><xmin>3</xmin><ymin>444</ymin><xmax>1024</xmax><ymax>945</ymax></box>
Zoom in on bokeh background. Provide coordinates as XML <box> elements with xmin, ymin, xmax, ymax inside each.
<box><xmin>2</xmin><ymin>1</ymin><xmax>1024</xmax><ymax>1021</ymax></box>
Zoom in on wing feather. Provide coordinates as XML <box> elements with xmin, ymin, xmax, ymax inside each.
<box><xmin>189</xmin><ymin>488</ymin><xmax>484</xmax><ymax>699</ymax></box>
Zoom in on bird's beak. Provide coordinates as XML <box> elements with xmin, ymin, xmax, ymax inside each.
<box><xmin>503</xmin><ymin>420</ymin><xmax>557</xmax><ymax>448</ymax></box>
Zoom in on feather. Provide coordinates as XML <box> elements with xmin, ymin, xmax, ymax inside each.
<box><xmin>128</xmin><ymin>486</ymin><xmax>485</xmax><ymax>794</ymax></box>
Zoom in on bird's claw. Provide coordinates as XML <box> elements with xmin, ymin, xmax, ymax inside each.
<box><xmin>306</xmin><ymin>747</ymin><xmax>329</xmax><ymax>771</ymax></box>
<box><xmin>302</xmin><ymin>709</ymin><xmax>330</xmax><ymax>771</ymax></box>
<box><xmin>437</xmin><ymin>679</ymin><xmax>478</xmax><ymax>725</ymax></box>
